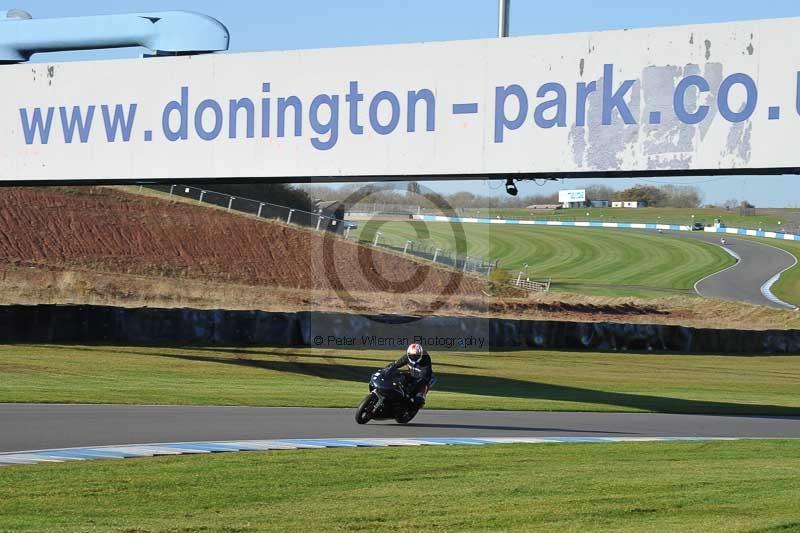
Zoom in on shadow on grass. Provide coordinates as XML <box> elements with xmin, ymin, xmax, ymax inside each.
<box><xmin>188</xmin><ymin>347</ymin><xmax>477</xmax><ymax>369</ymax></box>
<box><xmin>150</xmin><ymin>351</ymin><xmax>800</xmax><ymax>416</ymax></box>
<box><xmin>67</xmin><ymin>345</ymin><xmax>477</xmax><ymax>369</ymax></box>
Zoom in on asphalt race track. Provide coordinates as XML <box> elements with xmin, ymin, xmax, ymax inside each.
<box><xmin>2</xmin><ymin>405</ymin><xmax>799</xmax><ymax>453</ymax></box>
<box><xmin>677</xmin><ymin>232</ymin><xmax>797</xmax><ymax>309</ymax></box>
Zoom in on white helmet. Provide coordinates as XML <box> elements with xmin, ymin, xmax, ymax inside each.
<box><xmin>406</xmin><ymin>343</ymin><xmax>424</xmax><ymax>364</ymax></box>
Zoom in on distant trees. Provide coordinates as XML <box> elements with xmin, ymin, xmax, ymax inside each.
<box><xmin>299</xmin><ymin>182</ymin><xmax>703</xmax><ymax>210</ymax></box>
<box><xmin>614</xmin><ymin>184</ymin><xmax>703</xmax><ymax>208</ymax></box>
<box><xmin>515</xmin><ymin>192</ymin><xmax>558</xmax><ymax>207</ymax></box>
<box><xmin>658</xmin><ymin>185</ymin><xmax>704</xmax><ymax>208</ymax></box>
<box><xmin>614</xmin><ymin>185</ymin><xmax>667</xmax><ymax>206</ymax></box>
<box><xmin>203</xmin><ymin>183</ymin><xmax>314</xmax><ymax>212</ymax></box>
<box><xmin>721</xmin><ymin>198</ymin><xmax>755</xmax><ymax>210</ymax></box>
<box><xmin>722</xmin><ymin>198</ymin><xmax>739</xmax><ymax>210</ymax></box>
<box><xmin>446</xmin><ymin>191</ymin><xmax>479</xmax><ymax>208</ymax></box>
<box><xmin>585</xmin><ymin>184</ymin><xmax>616</xmax><ymax>201</ymax></box>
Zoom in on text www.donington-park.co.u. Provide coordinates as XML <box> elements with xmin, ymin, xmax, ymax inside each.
<box><xmin>18</xmin><ymin>64</ymin><xmax>800</xmax><ymax>150</ymax></box>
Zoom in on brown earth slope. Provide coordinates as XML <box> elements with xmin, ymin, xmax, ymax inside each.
<box><xmin>0</xmin><ymin>187</ymin><xmax>482</xmax><ymax>299</ymax></box>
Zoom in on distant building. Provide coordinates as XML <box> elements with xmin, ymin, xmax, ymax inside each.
<box><xmin>557</xmin><ymin>189</ymin><xmax>610</xmax><ymax>209</ymax></box>
<box><xmin>612</xmin><ymin>200</ymin><xmax>646</xmax><ymax>208</ymax></box>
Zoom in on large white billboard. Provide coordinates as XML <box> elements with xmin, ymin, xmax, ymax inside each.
<box><xmin>5</xmin><ymin>16</ymin><xmax>800</xmax><ymax>182</ymax></box>
<box><xmin>558</xmin><ymin>189</ymin><xmax>586</xmax><ymax>203</ymax></box>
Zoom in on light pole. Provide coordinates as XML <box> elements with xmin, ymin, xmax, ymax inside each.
<box><xmin>498</xmin><ymin>0</ymin><xmax>510</xmax><ymax>38</ymax></box>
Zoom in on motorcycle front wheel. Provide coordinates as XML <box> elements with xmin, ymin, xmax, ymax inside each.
<box><xmin>355</xmin><ymin>393</ymin><xmax>378</xmax><ymax>424</ymax></box>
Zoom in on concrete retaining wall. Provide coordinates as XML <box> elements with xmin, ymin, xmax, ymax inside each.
<box><xmin>1</xmin><ymin>305</ymin><xmax>799</xmax><ymax>354</ymax></box>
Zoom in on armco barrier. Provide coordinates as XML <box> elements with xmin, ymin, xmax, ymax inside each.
<box><xmin>412</xmin><ymin>214</ymin><xmax>689</xmax><ymax>232</ymax></box>
<box><xmin>2</xmin><ymin>305</ymin><xmax>800</xmax><ymax>354</ymax></box>
<box><xmin>412</xmin><ymin>214</ymin><xmax>800</xmax><ymax>244</ymax></box>
<box><xmin>703</xmin><ymin>226</ymin><xmax>800</xmax><ymax>241</ymax></box>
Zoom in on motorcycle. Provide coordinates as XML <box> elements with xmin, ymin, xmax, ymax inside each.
<box><xmin>355</xmin><ymin>368</ymin><xmax>422</xmax><ymax>425</ymax></box>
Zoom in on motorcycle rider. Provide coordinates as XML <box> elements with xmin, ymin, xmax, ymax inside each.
<box><xmin>384</xmin><ymin>343</ymin><xmax>434</xmax><ymax>406</ymax></box>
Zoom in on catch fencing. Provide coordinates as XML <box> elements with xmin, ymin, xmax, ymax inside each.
<box><xmin>361</xmin><ymin>230</ymin><xmax>498</xmax><ymax>276</ymax></box>
<box><xmin>143</xmin><ymin>185</ymin><xmax>498</xmax><ymax>277</ymax></box>
<box><xmin>146</xmin><ymin>184</ymin><xmax>336</xmax><ymax>231</ymax></box>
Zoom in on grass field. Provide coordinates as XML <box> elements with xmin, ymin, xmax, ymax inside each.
<box><xmin>3</xmin><ymin>345</ymin><xmax>799</xmax><ymax>415</ymax></box>
<box><xmin>356</xmin><ymin>222</ymin><xmax>734</xmax><ymax>296</ymax></box>
<box><xmin>1</xmin><ymin>440</ymin><xmax>799</xmax><ymax>531</ymax></box>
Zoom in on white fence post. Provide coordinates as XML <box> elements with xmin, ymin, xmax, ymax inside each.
<box><xmin>287</xmin><ymin>210</ymin><xmax>294</xmax><ymax>224</ymax></box>
<box><xmin>432</xmin><ymin>248</ymin><xmax>441</xmax><ymax>263</ymax></box>
<box><xmin>198</xmin><ymin>191</ymin><xmax>205</xmax><ymax>204</ymax></box>
<box><xmin>345</xmin><ymin>226</ymin><xmax>351</xmax><ymax>239</ymax></box>
<box><xmin>227</xmin><ymin>197</ymin><xmax>235</xmax><ymax>210</ymax></box>
<box><xmin>316</xmin><ymin>216</ymin><xmax>323</xmax><ymax>231</ymax></box>
<box><xmin>373</xmin><ymin>232</ymin><xmax>382</xmax><ymax>247</ymax></box>
<box><xmin>257</xmin><ymin>203</ymin><xmax>264</xmax><ymax>217</ymax></box>
<box><xmin>403</xmin><ymin>240</ymin><xmax>412</xmax><ymax>255</ymax></box>
<box><xmin>169</xmin><ymin>185</ymin><xmax>175</xmax><ymax>196</ymax></box>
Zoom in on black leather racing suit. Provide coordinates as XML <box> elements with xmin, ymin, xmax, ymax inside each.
<box><xmin>385</xmin><ymin>351</ymin><xmax>434</xmax><ymax>402</ymax></box>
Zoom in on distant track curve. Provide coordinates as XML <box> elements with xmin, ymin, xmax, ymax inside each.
<box><xmin>677</xmin><ymin>232</ymin><xmax>797</xmax><ymax>309</ymax></box>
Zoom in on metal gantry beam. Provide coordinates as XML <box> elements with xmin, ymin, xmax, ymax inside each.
<box><xmin>0</xmin><ymin>10</ymin><xmax>229</xmax><ymax>63</ymax></box>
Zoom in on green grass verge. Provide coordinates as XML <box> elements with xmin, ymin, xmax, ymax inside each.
<box><xmin>1</xmin><ymin>441</ymin><xmax>799</xmax><ymax>532</ymax></box>
<box><xmin>356</xmin><ymin>222</ymin><xmax>733</xmax><ymax>295</ymax></box>
<box><xmin>3</xmin><ymin>345</ymin><xmax>799</xmax><ymax>415</ymax></box>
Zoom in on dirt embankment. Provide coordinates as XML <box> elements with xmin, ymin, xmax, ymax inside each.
<box><xmin>0</xmin><ymin>187</ymin><xmax>482</xmax><ymax>298</ymax></box>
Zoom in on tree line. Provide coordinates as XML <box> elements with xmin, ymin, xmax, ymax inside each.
<box><xmin>300</xmin><ymin>182</ymin><xmax>706</xmax><ymax>209</ymax></box>
<box><xmin>194</xmin><ymin>181</ymin><xmax>750</xmax><ymax>213</ymax></box>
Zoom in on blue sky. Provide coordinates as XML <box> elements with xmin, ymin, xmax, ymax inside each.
<box><xmin>21</xmin><ymin>0</ymin><xmax>800</xmax><ymax>206</ymax></box>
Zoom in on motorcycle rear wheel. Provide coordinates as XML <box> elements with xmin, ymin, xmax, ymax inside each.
<box><xmin>355</xmin><ymin>393</ymin><xmax>378</xmax><ymax>424</ymax></box>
